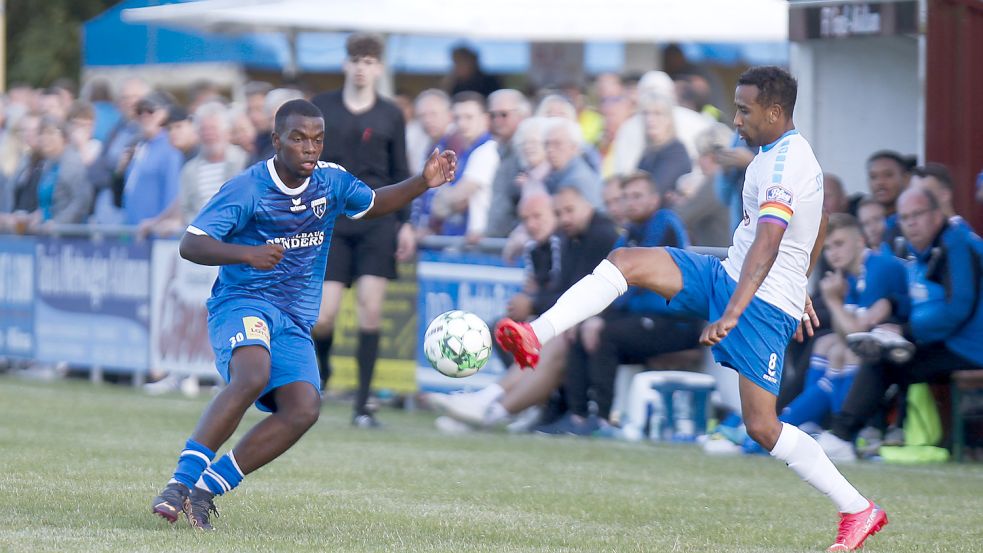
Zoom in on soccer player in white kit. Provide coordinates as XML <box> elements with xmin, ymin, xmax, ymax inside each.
<box><xmin>495</xmin><ymin>66</ymin><xmax>887</xmax><ymax>551</ymax></box>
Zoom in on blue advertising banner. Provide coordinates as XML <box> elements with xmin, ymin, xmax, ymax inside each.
<box><xmin>34</xmin><ymin>238</ymin><xmax>151</xmax><ymax>372</ymax></box>
<box><xmin>0</xmin><ymin>237</ymin><xmax>36</xmax><ymax>358</ymax></box>
<box><xmin>416</xmin><ymin>251</ymin><xmax>524</xmax><ymax>393</ymax></box>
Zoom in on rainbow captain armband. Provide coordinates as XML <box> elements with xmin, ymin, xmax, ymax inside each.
<box><xmin>758</xmin><ymin>201</ymin><xmax>793</xmax><ymax>228</ymax></box>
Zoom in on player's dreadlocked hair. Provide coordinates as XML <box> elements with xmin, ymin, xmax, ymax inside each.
<box><xmin>274</xmin><ymin>99</ymin><xmax>323</xmax><ymax>135</ymax></box>
<box><xmin>737</xmin><ymin>66</ymin><xmax>798</xmax><ymax>118</ymax></box>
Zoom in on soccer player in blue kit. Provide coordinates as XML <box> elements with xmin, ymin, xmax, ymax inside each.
<box><xmin>150</xmin><ymin>99</ymin><xmax>456</xmax><ymax>530</ymax></box>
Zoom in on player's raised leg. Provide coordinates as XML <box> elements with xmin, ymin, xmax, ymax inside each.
<box><xmin>740</xmin><ymin>376</ymin><xmax>887</xmax><ymax>551</ymax></box>
<box><xmin>151</xmin><ymin>345</ymin><xmax>272</xmax><ymax>524</ymax></box>
<box><xmin>496</xmin><ymin>247</ymin><xmax>682</xmax><ymax>368</ymax></box>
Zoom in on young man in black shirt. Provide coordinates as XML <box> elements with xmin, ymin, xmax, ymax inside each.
<box><xmin>311</xmin><ymin>33</ymin><xmax>413</xmax><ymax>427</ymax></box>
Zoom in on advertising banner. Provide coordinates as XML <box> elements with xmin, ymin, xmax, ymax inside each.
<box><xmin>0</xmin><ymin>237</ymin><xmax>36</xmax><ymax>358</ymax></box>
<box><xmin>150</xmin><ymin>239</ymin><xmax>219</xmax><ymax>377</ymax></box>
<box><xmin>415</xmin><ymin>251</ymin><xmax>524</xmax><ymax>393</ymax></box>
<box><xmin>34</xmin><ymin>238</ymin><xmax>151</xmax><ymax>371</ymax></box>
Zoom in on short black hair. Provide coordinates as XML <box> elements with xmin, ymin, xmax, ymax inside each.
<box><xmin>621</xmin><ymin>170</ymin><xmax>658</xmax><ymax>193</ymax></box>
<box><xmin>737</xmin><ymin>66</ymin><xmax>798</xmax><ymax>117</ymax></box>
<box><xmin>451</xmin><ymin>91</ymin><xmax>487</xmax><ymax>110</ymax></box>
<box><xmin>867</xmin><ymin>150</ymin><xmax>914</xmax><ymax>172</ymax></box>
<box><xmin>913</xmin><ymin>162</ymin><xmax>954</xmax><ymax>190</ymax></box>
<box><xmin>346</xmin><ymin>33</ymin><xmax>384</xmax><ymax>59</ymax></box>
<box><xmin>274</xmin><ymin>99</ymin><xmax>323</xmax><ymax>135</ymax></box>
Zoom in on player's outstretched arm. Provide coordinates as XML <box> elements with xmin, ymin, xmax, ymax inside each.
<box><xmin>179</xmin><ymin>232</ymin><xmax>285</xmax><ymax>270</ymax></box>
<box><xmin>701</xmin><ymin>222</ymin><xmax>784</xmax><ymax>346</ymax></box>
<box><xmin>362</xmin><ymin>149</ymin><xmax>457</xmax><ymax>220</ymax></box>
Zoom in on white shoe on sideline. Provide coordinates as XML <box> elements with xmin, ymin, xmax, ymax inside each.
<box><xmin>816</xmin><ymin>431</ymin><xmax>858</xmax><ymax>463</ymax></box>
<box><xmin>434</xmin><ymin>415</ymin><xmax>476</xmax><ymax>435</ymax></box>
<box><xmin>847</xmin><ymin>328</ymin><xmax>915</xmax><ymax>364</ymax></box>
<box><xmin>506</xmin><ymin>406</ymin><xmax>542</xmax><ymax>433</ymax></box>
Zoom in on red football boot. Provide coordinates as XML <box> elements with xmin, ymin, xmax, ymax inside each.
<box><xmin>827</xmin><ymin>501</ymin><xmax>888</xmax><ymax>551</ymax></box>
<box><xmin>494</xmin><ymin>318</ymin><xmax>542</xmax><ymax>369</ymax></box>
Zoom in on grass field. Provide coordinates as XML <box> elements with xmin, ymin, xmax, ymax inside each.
<box><xmin>1</xmin><ymin>378</ymin><xmax>982</xmax><ymax>553</ymax></box>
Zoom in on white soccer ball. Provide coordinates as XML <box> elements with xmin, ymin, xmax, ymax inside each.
<box><xmin>424</xmin><ymin>310</ymin><xmax>492</xmax><ymax>378</ymax></box>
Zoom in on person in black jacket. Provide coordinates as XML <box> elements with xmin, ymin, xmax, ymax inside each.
<box><xmin>310</xmin><ymin>33</ymin><xmax>413</xmax><ymax>428</ymax></box>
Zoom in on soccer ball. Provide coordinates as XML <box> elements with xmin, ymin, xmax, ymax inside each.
<box><xmin>424</xmin><ymin>310</ymin><xmax>492</xmax><ymax>378</ymax></box>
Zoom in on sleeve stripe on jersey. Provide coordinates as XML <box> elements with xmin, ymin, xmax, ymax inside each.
<box><xmin>187</xmin><ymin>225</ymin><xmax>209</xmax><ymax>236</ymax></box>
<box><xmin>759</xmin><ymin>202</ymin><xmax>793</xmax><ymax>228</ymax></box>
<box><xmin>348</xmin><ymin>190</ymin><xmax>376</xmax><ymax>220</ymax></box>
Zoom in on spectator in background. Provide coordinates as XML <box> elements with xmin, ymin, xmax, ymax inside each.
<box><xmin>423</xmin><ymin>91</ymin><xmax>499</xmax><ymax>238</ymax></box>
<box><xmin>186</xmin><ymin>80</ymin><xmax>223</xmax><ymax>113</ymax></box>
<box><xmin>560</xmin><ymin>81</ymin><xmax>603</xmax><ymax>148</ymax></box>
<box><xmin>446</xmin><ymin>44</ymin><xmax>501</xmax><ymax>98</ymax></box>
<box><xmin>821</xmin><ymin>188</ymin><xmax>983</xmax><ymax>461</ymax></box>
<box><xmin>244</xmin><ymin>81</ymin><xmax>273</xmax><ymax>134</ymax></box>
<box><xmin>165</xmin><ymin>105</ymin><xmax>200</xmax><ymax>161</ymax></box>
<box><xmin>0</xmin><ymin>111</ymin><xmax>40</xmax><ymax>180</ymax></box>
<box><xmin>866</xmin><ymin>150</ymin><xmax>911</xmax><ymax>249</ymax></box>
<box><xmin>66</xmin><ymin>101</ymin><xmax>103</xmax><ymax>167</ymax></box>
<box><xmin>252</xmin><ymin>88</ymin><xmax>304</xmax><ymax>164</ymax></box>
<box><xmin>81</xmin><ymin>78</ymin><xmax>121</xmax><ymax>144</ymax></box>
<box><xmin>612</xmin><ymin>71</ymin><xmax>713</xmax><ymax>175</ymax></box>
<box><xmin>311</xmin><ymin>33</ymin><xmax>412</xmax><ymax>427</ymax></box>
<box><xmin>485</xmin><ymin>89</ymin><xmax>532</xmax><ymax>238</ymax></box>
<box><xmin>714</xmin><ymin>130</ymin><xmax>755</xmax><ymax>231</ymax></box>
<box><xmin>227</xmin><ymin>104</ymin><xmax>257</xmax><ymax>159</ymax></box>
<box><xmin>602</xmin><ymin>175</ymin><xmax>627</xmax><ymax>230</ymax></box>
<box><xmin>911</xmin><ymin>163</ymin><xmax>969</xmax><ymax>230</ymax></box>
<box><xmin>593</xmin><ymin>73</ymin><xmax>634</xmax><ymax>177</ymax></box>
<box><xmin>27</xmin><ymin>117</ymin><xmax>93</xmax><ymax>228</ymax></box>
<box><xmin>138</xmin><ymin>101</ymin><xmax>246</xmax><ymax>238</ymax></box>
<box><xmin>823</xmin><ymin>173</ymin><xmax>849</xmax><ymax>215</ymax></box>
<box><xmin>38</xmin><ymin>87</ymin><xmax>69</xmax><ymax>121</ymax></box>
<box><xmin>410</xmin><ymin>89</ymin><xmax>453</xmax><ymax>174</ymax></box>
<box><xmin>3</xmin><ymin>114</ymin><xmax>44</xmax><ymax>222</ymax></box>
<box><xmin>120</xmin><ymin>91</ymin><xmax>183</xmax><ymax>226</ymax></box>
<box><xmin>88</xmin><ymin>77</ymin><xmax>149</xmax><ymax>224</ymax></box>
<box><xmin>548</xmin><ymin>172</ymin><xmax>699</xmax><ymax>437</ymax></box>
<box><xmin>856</xmin><ymin>197</ymin><xmax>887</xmax><ymax>250</ymax></box>
<box><xmin>500</xmin><ymin>117</ymin><xmax>553</xmax><ymax>261</ymax></box>
<box><xmin>543</xmin><ymin>118</ymin><xmax>602</xmax><ymax>208</ymax></box>
<box><xmin>672</xmin><ymin>122</ymin><xmax>732</xmax><ymax>247</ymax></box>
<box><xmin>636</xmin><ymin>93</ymin><xmax>692</xmax><ymax>196</ymax></box>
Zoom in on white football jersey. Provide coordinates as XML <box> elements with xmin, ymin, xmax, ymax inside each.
<box><xmin>721</xmin><ymin>130</ymin><xmax>824</xmax><ymax>319</ymax></box>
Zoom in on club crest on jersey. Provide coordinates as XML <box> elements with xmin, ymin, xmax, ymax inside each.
<box><xmin>766</xmin><ymin>186</ymin><xmax>793</xmax><ymax>206</ymax></box>
<box><xmin>311</xmin><ymin>197</ymin><xmax>327</xmax><ymax>219</ymax></box>
<box><xmin>289</xmin><ymin>196</ymin><xmax>307</xmax><ymax>213</ymax></box>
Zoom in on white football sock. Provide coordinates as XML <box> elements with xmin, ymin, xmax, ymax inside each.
<box><xmin>771</xmin><ymin>423</ymin><xmax>869</xmax><ymax>514</ymax></box>
<box><xmin>483</xmin><ymin>401</ymin><xmax>510</xmax><ymax>426</ymax></box>
<box><xmin>530</xmin><ymin>259</ymin><xmax>628</xmax><ymax>344</ymax></box>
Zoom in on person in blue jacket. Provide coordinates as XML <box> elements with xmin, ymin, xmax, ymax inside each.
<box><xmin>819</xmin><ymin>187</ymin><xmax>983</xmax><ymax>461</ymax></box>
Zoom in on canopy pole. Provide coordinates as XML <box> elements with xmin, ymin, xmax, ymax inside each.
<box><xmin>284</xmin><ymin>29</ymin><xmax>299</xmax><ymax>82</ymax></box>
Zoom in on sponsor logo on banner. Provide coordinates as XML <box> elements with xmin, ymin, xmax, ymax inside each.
<box><xmin>242</xmin><ymin>316</ymin><xmax>270</xmax><ymax>346</ymax></box>
<box><xmin>766</xmin><ymin>186</ymin><xmax>793</xmax><ymax>206</ymax></box>
<box><xmin>311</xmin><ymin>197</ymin><xmax>327</xmax><ymax>219</ymax></box>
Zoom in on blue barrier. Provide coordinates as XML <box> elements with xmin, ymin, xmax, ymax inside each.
<box><xmin>0</xmin><ymin>237</ymin><xmax>37</xmax><ymax>358</ymax></box>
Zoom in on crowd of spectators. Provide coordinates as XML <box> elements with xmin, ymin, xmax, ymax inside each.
<box><xmin>0</xmin><ymin>45</ymin><xmax>980</xmax><ymax>460</ymax></box>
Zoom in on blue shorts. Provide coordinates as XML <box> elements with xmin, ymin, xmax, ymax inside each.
<box><xmin>663</xmin><ymin>248</ymin><xmax>799</xmax><ymax>395</ymax></box>
<box><xmin>207</xmin><ymin>297</ymin><xmax>319</xmax><ymax>412</ymax></box>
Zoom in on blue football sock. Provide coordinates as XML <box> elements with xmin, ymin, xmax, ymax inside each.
<box><xmin>170</xmin><ymin>439</ymin><xmax>216</xmax><ymax>490</ymax></box>
<box><xmin>830</xmin><ymin>365</ymin><xmax>858</xmax><ymax>414</ymax></box>
<box><xmin>780</xmin><ymin>377</ymin><xmax>834</xmax><ymax>427</ymax></box>
<box><xmin>198</xmin><ymin>452</ymin><xmax>245</xmax><ymax>496</ymax></box>
<box><xmin>806</xmin><ymin>354</ymin><xmax>829</xmax><ymax>389</ymax></box>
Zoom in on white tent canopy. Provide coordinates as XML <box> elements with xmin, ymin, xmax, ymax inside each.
<box><xmin>122</xmin><ymin>0</ymin><xmax>789</xmax><ymax>43</ymax></box>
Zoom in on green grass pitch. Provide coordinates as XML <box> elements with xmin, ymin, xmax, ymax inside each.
<box><xmin>1</xmin><ymin>378</ymin><xmax>981</xmax><ymax>552</ymax></box>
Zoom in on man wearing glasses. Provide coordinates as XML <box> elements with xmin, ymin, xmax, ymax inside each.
<box><xmin>821</xmin><ymin>185</ymin><xmax>983</xmax><ymax>461</ymax></box>
<box><xmin>486</xmin><ymin>89</ymin><xmax>532</xmax><ymax>237</ymax></box>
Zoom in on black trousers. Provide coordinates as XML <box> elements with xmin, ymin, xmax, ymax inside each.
<box><xmin>831</xmin><ymin>343</ymin><xmax>982</xmax><ymax>440</ymax></box>
<box><xmin>564</xmin><ymin>314</ymin><xmax>703</xmax><ymax>419</ymax></box>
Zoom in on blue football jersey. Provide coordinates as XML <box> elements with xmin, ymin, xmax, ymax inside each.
<box><xmin>188</xmin><ymin>158</ymin><xmax>375</xmax><ymax>329</ymax></box>
<box><xmin>843</xmin><ymin>250</ymin><xmax>908</xmax><ymax>316</ymax></box>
